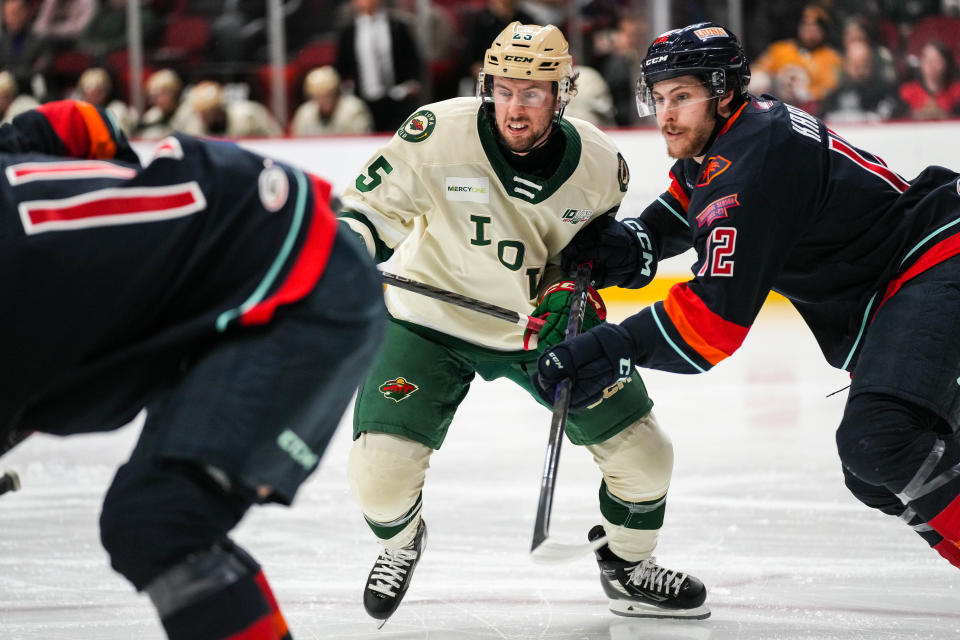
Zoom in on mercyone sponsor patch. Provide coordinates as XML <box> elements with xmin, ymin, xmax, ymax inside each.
<box><xmin>379</xmin><ymin>377</ymin><xmax>419</xmax><ymax>402</ymax></box>
<box><xmin>697</xmin><ymin>156</ymin><xmax>732</xmax><ymax>187</ymax></box>
<box><xmin>445</xmin><ymin>177</ymin><xmax>490</xmax><ymax>203</ymax></box>
<box><xmin>696</xmin><ymin>193</ymin><xmax>740</xmax><ymax>227</ymax></box>
<box><xmin>398</xmin><ymin>110</ymin><xmax>436</xmax><ymax>142</ymax></box>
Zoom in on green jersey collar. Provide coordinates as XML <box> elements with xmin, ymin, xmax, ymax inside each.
<box><xmin>476</xmin><ymin>106</ymin><xmax>582</xmax><ymax>204</ymax></box>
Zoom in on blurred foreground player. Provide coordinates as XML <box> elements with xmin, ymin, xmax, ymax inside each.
<box><xmin>0</xmin><ymin>100</ymin><xmax>386</xmax><ymax>639</ymax></box>
<box><xmin>538</xmin><ymin>23</ymin><xmax>960</xmax><ymax>569</ymax></box>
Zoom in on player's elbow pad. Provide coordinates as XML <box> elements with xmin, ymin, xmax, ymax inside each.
<box><xmin>619</xmin><ymin>218</ymin><xmax>659</xmax><ymax>289</ymax></box>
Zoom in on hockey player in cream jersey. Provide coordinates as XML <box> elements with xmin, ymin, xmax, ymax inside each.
<box><xmin>339</xmin><ymin>22</ymin><xmax>708</xmax><ymax>625</ymax></box>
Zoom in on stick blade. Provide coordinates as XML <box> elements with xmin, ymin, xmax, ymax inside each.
<box><xmin>530</xmin><ymin>534</ymin><xmax>607</xmax><ymax>565</ymax></box>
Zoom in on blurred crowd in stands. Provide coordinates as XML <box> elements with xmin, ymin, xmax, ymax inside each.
<box><xmin>0</xmin><ymin>0</ymin><xmax>958</xmax><ymax>139</ymax></box>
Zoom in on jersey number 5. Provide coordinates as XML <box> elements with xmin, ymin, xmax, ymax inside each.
<box><xmin>697</xmin><ymin>227</ymin><xmax>736</xmax><ymax>277</ymax></box>
<box><xmin>356</xmin><ymin>155</ymin><xmax>393</xmax><ymax>193</ymax></box>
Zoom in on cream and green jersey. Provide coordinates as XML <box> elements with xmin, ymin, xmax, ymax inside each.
<box><xmin>339</xmin><ymin>97</ymin><xmax>630</xmax><ymax>351</ymax></box>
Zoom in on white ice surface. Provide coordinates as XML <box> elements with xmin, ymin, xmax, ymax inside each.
<box><xmin>2</xmin><ymin>305</ymin><xmax>958</xmax><ymax>639</ymax></box>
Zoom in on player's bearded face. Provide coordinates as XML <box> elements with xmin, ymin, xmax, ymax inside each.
<box><xmin>491</xmin><ymin>77</ymin><xmax>557</xmax><ymax>155</ymax></box>
<box><xmin>653</xmin><ymin>78</ymin><xmax>717</xmax><ymax>160</ymax></box>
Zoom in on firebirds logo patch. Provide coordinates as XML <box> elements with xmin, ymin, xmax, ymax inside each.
<box><xmin>379</xmin><ymin>377</ymin><xmax>419</xmax><ymax>402</ymax></box>
<box><xmin>696</xmin><ymin>194</ymin><xmax>740</xmax><ymax>227</ymax></box>
<box><xmin>697</xmin><ymin>156</ymin><xmax>731</xmax><ymax>187</ymax></box>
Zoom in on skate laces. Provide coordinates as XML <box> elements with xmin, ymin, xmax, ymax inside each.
<box><xmin>368</xmin><ymin>546</ymin><xmax>419</xmax><ymax>596</ymax></box>
<box><xmin>626</xmin><ymin>557</ymin><xmax>686</xmax><ymax>597</ymax></box>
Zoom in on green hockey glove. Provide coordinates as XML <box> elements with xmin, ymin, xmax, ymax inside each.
<box><xmin>523</xmin><ymin>280</ymin><xmax>606</xmax><ymax>351</ymax></box>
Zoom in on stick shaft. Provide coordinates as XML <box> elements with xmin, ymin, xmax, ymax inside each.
<box><xmin>531</xmin><ymin>263</ymin><xmax>592</xmax><ymax>551</ymax></box>
<box><xmin>381</xmin><ymin>271</ymin><xmax>545</xmax><ymax>332</ymax></box>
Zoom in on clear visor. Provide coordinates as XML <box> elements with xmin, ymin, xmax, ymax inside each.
<box><xmin>478</xmin><ymin>71</ymin><xmax>559</xmax><ymax>110</ymax></box>
<box><xmin>635</xmin><ymin>77</ymin><xmax>719</xmax><ymax>117</ymax></box>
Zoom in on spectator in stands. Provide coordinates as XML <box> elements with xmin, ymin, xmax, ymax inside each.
<box><xmin>752</xmin><ymin>5</ymin><xmax>843</xmax><ymax>105</ymax></box>
<box><xmin>519</xmin><ymin>0</ymin><xmax>566</xmax><ymax>26</ymax></box>
<box><xmin>0</xmin><ymin>0</ymin><xmax>50</xmax><ymax>91</ymax></box>
<box><xmin>393</xmin><ymin>0</ymin><xmax>459</xmax><ymax>100</ymax></box>
<box><xmin>74</xmin><ymin>66</ymin><xmax>137</xmax><ymax>135</ymax></box>
<box><xmin>290</xmin><ymin>65</ymin><xmax>374</xmax><ymax>136</ymax></box>
<box><xmin>0</xmin><ymin>68</ymin><xmax>37</xmax><ymax>123</ymax></box>
<box><xmin>456</xmin><ymin>0</ymin><xmax>535</xmax><ymax>96</ymax></box>
<box><xmin>841</xmin><ymin>14</ymin><xmax>898</xmax><ymax>85</ymax></box>
<box><xmin>564</xmin><ymin>64</ymin><xmax>616</xmax><ymax>128</ymax></box>
<box><xmin>78</xmin><ymin>0</ymin><xmax>156</xmax><ymax>59</ymax></box>
<box><xmin>594</xmin><ymin>13</ymin><xmax>646</xmax><ymax>126</ymax></box>
<box><xmin>899</xmin><ymin>41</ymin><xmax>960</xmax><ymax>120</ymax></box>
<box><xmin>335</xmin><ymin>0</ymin><xmax>423</xmax><ymax>132</ymax></box>
<box><xmin>32</xmin><ymin>0</ymin><xmax>96</xmax><ymax>50</ymax></box>
<box><xmin>136</xmin><ymin>68</ymin><xmax>188</xmax><ymax>140</ymax></box>
<box><xmin>177</xmin><ymin>80</ymin><xmax>283</xmax><ymax>138</ymax></box>
<box><xmin>393</xmin><ymin>0</ymin><xmax>454</xmax><ymax>64</ymax></box>
<box><xmin>819</xmin><ymin>39</ymin><xmax>903</xmax><ymax>122</ymax></box>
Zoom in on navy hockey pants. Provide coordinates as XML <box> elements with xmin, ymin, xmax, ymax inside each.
<box><xmin>839</xmin><ymin>255</ymin><xmax>960</xmax><ymax>562</ymax></box>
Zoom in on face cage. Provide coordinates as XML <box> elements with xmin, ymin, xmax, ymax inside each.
<box><xmin>635</xmin><ymin>68</ymin><xmax>728</xmax><ymax>117</ymax></box>
<box><xmin>476</xmin><ymin>70</ymin><xmax>571</xmax><ymax>122</ymax></box>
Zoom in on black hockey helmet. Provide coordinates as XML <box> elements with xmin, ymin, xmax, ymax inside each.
<box><xmin>636</xmin><ymin>22</ymin><xmax>750</xmax><ymax>116</ymax></box>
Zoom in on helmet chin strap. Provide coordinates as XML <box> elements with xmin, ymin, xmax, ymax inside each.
<box><xmin>695</xmin><ymin>92</ymin><xmax>746</xmax><ymax>158</ymax></box>
<box><xmin>696</xmin><ymin>98</ymin><xmax>725</xmax><ymax>158</ymax></box>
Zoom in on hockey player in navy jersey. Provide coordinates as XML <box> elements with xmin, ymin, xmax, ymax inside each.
<box><xmin>537</xmin><ymin>23</ymin><xmax>960</xmax><ymax>569</ymax></box>
<box><xmin>0</xmin><ymin>100</ymin><xmax>386</xmax><ymax>639</ymax></box>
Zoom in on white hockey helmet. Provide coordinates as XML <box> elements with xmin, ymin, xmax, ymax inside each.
<box><xmin>477</xmin><ymin>22</ymin><xmax>576</xmax><ymax>121</ymax></box>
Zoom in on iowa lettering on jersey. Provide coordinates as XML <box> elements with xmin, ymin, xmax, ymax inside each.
<box><xmin>785</xmin><ymin>104</ymin><xmax>822</xmax><ymax>144</ymax></box>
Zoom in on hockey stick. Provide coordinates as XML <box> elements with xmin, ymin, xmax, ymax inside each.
<box><xmin>381</xmin><ymin>271</ymin><xmax>546</xmax><ymax>332</ymax></box>
<box><xmin>530</xmin><ymin>263</ymin><xmax>609</xmax><ymax>564</ymax></box>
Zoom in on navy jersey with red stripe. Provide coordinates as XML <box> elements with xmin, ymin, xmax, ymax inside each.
<box><xmin>0</xmin><ymin>101</ymin><xmax>337</xmax><ymax>430</ymax></box>
<box><xmin>622</xmin><ymin>94</ymin><xmax>960</xmax><ymax>373</ymax></box>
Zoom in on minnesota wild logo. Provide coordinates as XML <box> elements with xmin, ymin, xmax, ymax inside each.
<box><xmin>379</xmin><ymin>377</ymin><xmax>419</xmax><ymax>402</ymax></box>
<box><xmin>398</xmin><ymin>110</ymin><xmax>436</xmax><ymax>143</ymax></box>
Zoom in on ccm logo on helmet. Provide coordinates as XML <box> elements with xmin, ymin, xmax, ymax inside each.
<box><xmin>504</xmin><ymin>55</ymin><xmax>535</xmax><ymax>63</ymax></box>
<box><xmin>645</xmin><ymin>55</ymin><xmax>668</xmax><ymax>65</ymax></box>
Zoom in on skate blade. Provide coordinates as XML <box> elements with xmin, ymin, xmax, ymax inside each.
<box><xmin>376</xmin><ymin>618</ymin><xmax>388</xmax><ymax>630</ymax></box>
<box><xmin>530</xmin><ymin>534</ymin><xmax>608</xmax><ymax>564</ymax></box>
<box><xmin>609</xmin><ymin>598</ymin><xmax>711</xmax><ymax>620</ymax></box>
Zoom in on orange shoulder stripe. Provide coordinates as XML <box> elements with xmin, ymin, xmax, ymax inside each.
<box><xmin>662</xmin><ymin>282</ymin><xmax>749</xmax><ymax>365</ymax></box>
<box><xmin>667</xmin><ymin>171</ymin><xmax>689</xmax><ymax>211</ymax></box>
<box><xmin>74</xmin><ymin>101</ymin><xmax>117</xmax><ymax>159</ymax></box>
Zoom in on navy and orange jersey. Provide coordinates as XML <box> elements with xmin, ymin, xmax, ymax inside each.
<box><xmin>620</xmin><ymin>94</ymin><xmax>960</xmax><ymax>374</ymax></box>
<box><xmin>0</xmin><ymin>101</ymin><xmax>338</xmax><ymax>429</ymax></box>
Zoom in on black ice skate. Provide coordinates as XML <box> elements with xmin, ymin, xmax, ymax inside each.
<box><xmin>363</xmin><ymin>519</ymin><xmax>427</xmax><ymax>627</ymax></box>
<box><xmin>589</xmin><ymin>525</ymin><xmax>710</xmax><ymax>619</ymax></box>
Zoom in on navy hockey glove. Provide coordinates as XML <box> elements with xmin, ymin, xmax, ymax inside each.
<box><xmin>535</xmin><ymin>323</ymin><xmax>637</xmax><ymax>409</ymax></box>
<box><xmin>523</xmin><ymin>280</ymin><xmax>607</xmax><ymax>350</ymax></box>
<box><xmin>561</xmin><ymin>215</ymin><xmax>658</xmax><ymax>289</ymax></box>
